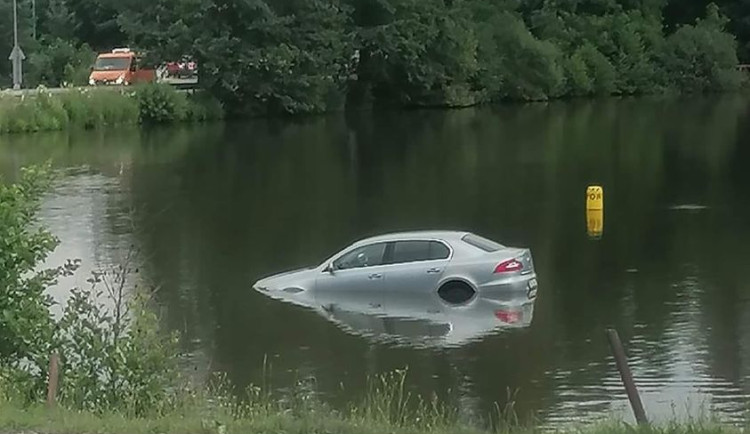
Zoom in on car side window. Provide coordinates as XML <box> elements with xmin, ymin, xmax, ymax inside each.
<box><xmin>389</xmin><ymin>241</ymin><xmax>431</xmax><ymax>264</ymax></box>
<box><xmin>333</xmin><ymin>243</ymin><xmax>386</xmax><ymax>270</ymax></box>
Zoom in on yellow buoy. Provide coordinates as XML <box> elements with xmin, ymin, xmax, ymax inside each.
<box><xmin>586</xmin><ymin>208</ymin><xmax>604</xmax><ymax>239</ymax></box>
<box><xmin>586</xmin><ymin>185</ymin><xmax>604</xmax><ymax>210</ymax></box>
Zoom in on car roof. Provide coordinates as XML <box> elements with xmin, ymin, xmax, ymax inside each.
<box><xmin>352</xmin><ymin>230</ymin><xmax>471</xmax><ymax>246</ymax></box>
<box><xmin>98</xmin><ymin>53</ymin><xmax>134</xmax><ymax>58</ymax></box>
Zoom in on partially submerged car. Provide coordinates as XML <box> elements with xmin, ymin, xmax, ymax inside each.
<box><xmin>253</xmin><ymin>231</ymin><xmax>537</xmax><ymax>304</ymax></box>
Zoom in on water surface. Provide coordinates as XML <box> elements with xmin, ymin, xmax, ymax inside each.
<box><xmin>2</xmin><ymin>96</ymin><xmax>749</xmax><ymax>425</ymax></box>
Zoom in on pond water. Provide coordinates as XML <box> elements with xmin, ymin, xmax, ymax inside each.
<box><xmin>1</xmin><ymin>96</ymin><xmax>749</xmax><ymax>426</ymax></box>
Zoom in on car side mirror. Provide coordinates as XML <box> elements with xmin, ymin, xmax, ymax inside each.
<box><xmin>324</xmin><ymin>263</ymin><xmax>336</xmax><ymax>274</ymax></box>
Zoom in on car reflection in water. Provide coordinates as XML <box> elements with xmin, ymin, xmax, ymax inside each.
<box><xmin>256</xmin><ymin>281</ymin><xmax>536</xmax><ymax>349</ymax></box>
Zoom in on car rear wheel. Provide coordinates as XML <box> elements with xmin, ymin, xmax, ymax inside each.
<box><xmin>438</xmin><ymin>281</ymin><xmax>475</xmax><ymax>304</ymax></box>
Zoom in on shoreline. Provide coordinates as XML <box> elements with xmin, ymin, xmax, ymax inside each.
<box><xmin>0</xmin><ymin>400</ymin><xmax>745</xmax><ymax>434</ymax></box>
<box><xmin>0</xmin><ymin>86</ymin><xmax>748</xmax><ymax>137</ymax></box>
<box><xmin>0</xmin><ymin>85</ymin><xmax>223</xmax><ymax>135</ymax></box>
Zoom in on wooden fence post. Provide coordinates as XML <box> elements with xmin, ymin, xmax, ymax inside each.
<box><xmin>46</xmin><ymin>352</ymin><xmax>59</xmax><ymax>408</ymax></box>
<box><xmin>606</xmin><ymin>329</ymin><xmax>648</xmax><ymax>426</ymax></box>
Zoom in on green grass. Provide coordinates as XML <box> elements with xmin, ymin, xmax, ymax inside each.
<box><xmin>0</xmin><ymin>369</ymin><xmax>745</xmax><ymax>434</ymax></box>
<box><xmin>0</xmin><ymin>401</ymin><xmax>745</xmax><ymax>434</ymax></box>
<box><xmin>0</xmin><ymin>86</ymin><xmax>224</xmax><ymax>134</ymax></box>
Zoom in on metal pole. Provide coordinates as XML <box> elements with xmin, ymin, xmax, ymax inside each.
<box><xmin>606</xmin><ymin>329</ymin><xmax>648</xmax><ymax>426</ymax></box>
<box><xmin>13</xmin><ymin>0</ymin><xmax>18</xmax><ymax>50</ymax></box>
<box><xmin>10</xmin><ymin>0</ymin><xmax>24</xmax><ymax>90</ymax></box>
<box><xmin>32</xmin><ymin>0</ymin><xmax>36</xmax><ymax>40</ymax></box>
<box><xmin>12</xmin><ymin>0</ymin><xmax>19</xmax><ymax>90</ymax></box>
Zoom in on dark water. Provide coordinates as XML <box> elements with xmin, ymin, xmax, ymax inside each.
<box><xmin>2</xmin><ymin>96</ymin><xmax>750</xmax><ymax>426</ymax></box>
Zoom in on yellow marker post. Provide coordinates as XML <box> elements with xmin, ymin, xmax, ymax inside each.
<box><xmin>586</xmin><ymin>185</ymin><xmax>604</xmax><ymax>239</ymax></box>
<box><xmin>586</xmin><ymin>185</ymin><xmax>604</xmax><ymax>210</ymax></box>
<box><xmin>586</xmin><ymin>208</ymin><xmax>604</xmax><ymax>239</ymax></box>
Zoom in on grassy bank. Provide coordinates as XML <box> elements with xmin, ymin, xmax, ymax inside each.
<box><xmin>0</xmin><ymin>400</ymin><xmax>744</xmax><ymax>434</ymax></box>
<box><xmin>0</xmin><ymin>85</ymin><xmax>223</xmax><ymax>134</ymax></box>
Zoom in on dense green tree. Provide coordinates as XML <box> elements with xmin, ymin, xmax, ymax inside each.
<box><xmin>353</xmin><ymin>0</ymin><xmax>479</xmax><ymax>107</ymax></box>
<box><xmin>117</xmin><ymin>0</ymin><xmax>354</xmax><ymax>115</ymax></box>
<box><xmin>660</xmin><ymin>3</ymin><xmax>743</xmax><ymax>91</ymax></box>
<box><xmin>2</xmin><ymin>0</ymin><xmax>748</xmax><ymax>108</ymax></box>
<box><xmin>25</xmin><ymin>37</ymin><xmax>94</xmax><ymax>86</ymax></box>
<box><xmin>474</xmin><ymin>9</ymin><xmax>565</xmax><ymax>101</ymax></box>
<box><xmin>65</xmin><ymin>0</ymin><xmax>122</xmax><ymax>49</ymax></box>
<box><xmin>42</xmin><ymin>0</ymin><xmax>79</xmax><ymax>41</ymax></box>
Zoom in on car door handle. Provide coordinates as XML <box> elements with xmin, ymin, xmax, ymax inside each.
<box><xmin>426</xmin><ymin>268</ymin><xmax>442</xmax><ymax>274</ymax></box>
<box><xmin>368</xmin><ymin>273</ymin><xmax>383</xmax><ymax>280</ymax></box>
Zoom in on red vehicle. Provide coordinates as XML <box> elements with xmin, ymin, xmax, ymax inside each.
<box><xmin>88</xmin><ymin>48</ymin><xmax>156</xmax><ymax>86</ymax></box>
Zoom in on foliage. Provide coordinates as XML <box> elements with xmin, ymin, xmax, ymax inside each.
<box><xmin>135</xmin><ymin>84</ymin><xmax>225</xmax><ymax>123</ymax></box>
<box><xmin>26</xmin><ymin>38</ymin><xmax>96</xmax><ymax>88</ymax></box>
<box><xmin>135</xmin><ymin>83</ymin><xmax>187</xmax><ymax>123</ymax></box>
<box><xmin>660</xmin><ymin>4</ymin><xmax>744</xmax><ymax>92</ymax></box>
<box><xmin>0</xmin><ymin>371</ymin><xmax>748</xmax><ymax>434</ymax></box>
<box><xmin>0</xmin><ymin>89</ymin><xmax>135</xmax><ymax>133</ymax></box>
<box><xmin>56</xmin><ymin>251</ymin><xmax>180</xmax><ymax>416</ymax></box>
<box><xmin>184</xmin><ymin>92</ymin><xmax>225</xmax><ymax>122</ymax></box>
<box><xmin>474</xmin><ymin>10</ymin><xmax>565</xmax><ymax>101</ymax></box>
<box><xmin>0</xmin><ymin>166</ymin><xmax>58</xmax><ymax>368</ymax></box>
<box><xmin>0</xmin><ymin>170</ymin><xmax>180</xmax><ymax>415</ymax></box>
<box><xmin>3</xmin><ymin>0</ymin><xmax>750</xmax><ymax>113</ymax></box>
<box><xmin>355</xmin><ymin>0</ymin><xmax>480</xmax><ymax>107</ymax></box>
<box><xmin>59</xmin><ymin>88</ymin><xmax>140</xmax><ymax>128</ymax></box>
<box><xmin>0</xmin><ymin>87</ymin><xmax>222</xmax><ymax>134</ymax></box>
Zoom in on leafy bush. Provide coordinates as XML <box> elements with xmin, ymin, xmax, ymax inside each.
<box><xmin>578</xmin><ymin>44</ymin><xmax>617</xmax><ymax>95</ymax></box>
<box><xmin>0</xmin><ymin>168</ymin><xmax>181</xmax><ymax>415</ymax></box>
<box><xmin>564</xmin><ymin>51</ymin><xmax>593</xmax><ymax>96</ymax></box>
<box><xmin>0</xmin><ymin>166</ymin><xmax>71</xmax><ymax>396</ymax></box>
<box><xmin>56</xmin><ymin>256</ymin><xmax>180</xmax><ymax>416</ymax></box>
<box><xmin>660</xmin><ymin>4</ymin><xmax>744</xmax><ymax>93</ymax></box>
<box><xmin>134</xmin><ymin>84</ymin><xmax>188</xmax><ymax>123</ymax></box>
<box><xmin>357</xmin><ymin>0</ymin><xmax>480</xmax><ymax>107</ymax></box>
<box><xmin>26</xmin><ymin>39</ymin><xmax>96</xmax><ymax>88</ymax></box>
<box><xmin>58</xmin><ymin>89</ymin><xmax>140</xmax><ymax>128</ymax></box>
<box><xmin>0</xmin><ymin>86</ymin><xmax>222</xmax><ymax>135</ymax></box>
<box><xmin>0</xmin><ymin>91</ymin><xmax>71</xmax><ymax>133</ymax></box>
<box><xmin>476</xmin><ymin>11</ymin><xmax>565</xmax><ymax>101</ymax></box>
<box><xmin>184</xmin><ymin>92</ymin><xmax>225</xmax><ymax>122</ymax></box>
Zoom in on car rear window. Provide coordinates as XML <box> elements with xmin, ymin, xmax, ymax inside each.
<box><xmin>428</xmin><ymin>241</ymin><xmax>450</xmax><ymax>260</ymax></box>
<box><xmin>461</xmin><ymin>234</ymin><xmax>503</xmax><ymax>252</ymax></box>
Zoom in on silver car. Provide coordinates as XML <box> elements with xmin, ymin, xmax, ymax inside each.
<box><xmin>253</xmin><ymin>231</ymin><xmax>538</xmax><ymax>304</ymax></box>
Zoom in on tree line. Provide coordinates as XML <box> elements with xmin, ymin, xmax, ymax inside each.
<box><xmin>1</xmin><ymin>0</ymin><xmax>748</xmax><ymax>115</ymax></box>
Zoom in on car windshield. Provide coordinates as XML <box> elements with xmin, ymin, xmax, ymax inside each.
<box><xmin>461</xmin><ymin>234</ymin><xmax>503</xmax><ymax>252</ymax></box>
<box><xmin>94</xmin><ymin>57</ymin><xmax>131</xmax><ymax>71</ymax></box>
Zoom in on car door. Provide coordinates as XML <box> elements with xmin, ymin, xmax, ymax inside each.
<box><xmin>382</xmin><ymin>240</ymin><xmax>452</xmax><ymax>294</ymax></box>
<box><xmin>315</xmin><ymin>242</ymin><xmax>387</xmax><ymax>312</ymax></box>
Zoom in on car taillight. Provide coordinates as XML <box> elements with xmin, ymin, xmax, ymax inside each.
<box><xmin>495</xmin><ymin>309</ymin><xmax>521</xmax><ymax>323</ymax></box>
<box><xmin>494</xmin><ymin>259</ymin><xmax>523</xmax><ymax>273</ymax></box>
